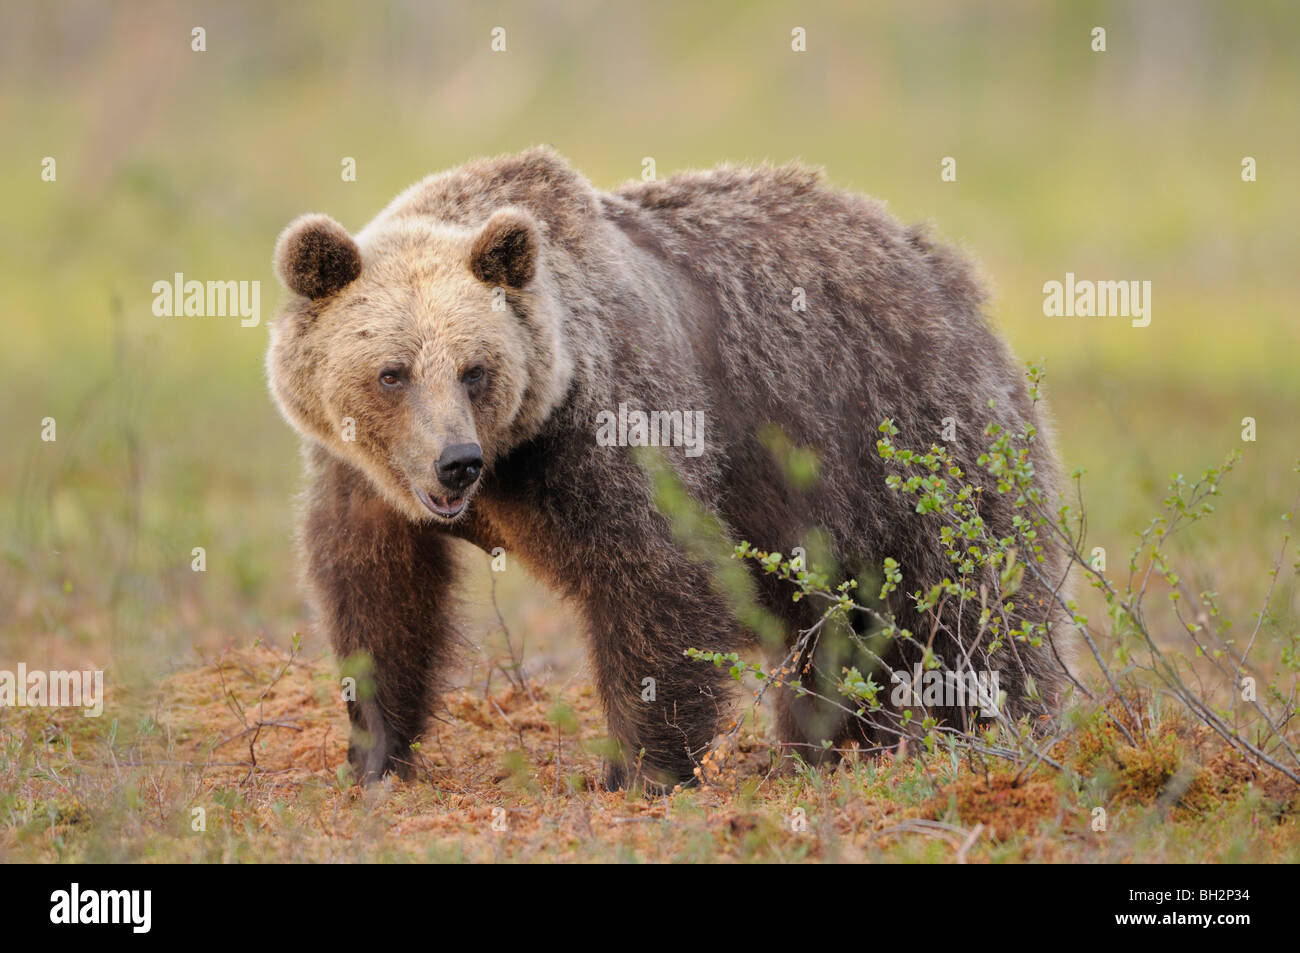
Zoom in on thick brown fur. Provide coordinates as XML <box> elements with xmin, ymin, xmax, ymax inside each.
<box><xmin>273</xmin><ymin>214</ymin><xmax>363</xmax><ymax>300</ymax></box>
<box><xmin>267</xmin><ymin>147</ymin><xmax>1073</xmax><ymax>789</ymax></box>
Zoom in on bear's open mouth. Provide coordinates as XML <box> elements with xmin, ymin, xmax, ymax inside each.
<box><xmin>414</xmin><ymin>487</ymin><xmax>469</xmax><ymax>520</ymax></box>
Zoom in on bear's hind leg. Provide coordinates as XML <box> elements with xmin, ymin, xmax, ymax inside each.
<box><xmin>769</xmin><ymin>601</ymin><xmax>901</xmax><ymax>767</ymax></box>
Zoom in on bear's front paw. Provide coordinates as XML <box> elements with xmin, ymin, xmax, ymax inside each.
<box><xmin>347</xmin><ymin>737</ymin><xmax>416</xmax><ymax>785</ymax></box>
<box><xmin>601</xmin><ymin>757</ymin><xmax>628</xmax><ymax>792</ymax></box>
<box><xmin>345</xmin><ymin>702</ymin><xmax>417</xmax><ymax>785</ymax></box>
<box><xmin>601</xmin><ymin>756</ymin><xmax>696</xmax><ymax>797</ymax></box>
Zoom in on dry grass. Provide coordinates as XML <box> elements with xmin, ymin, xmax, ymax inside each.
<box><xmin>1</xmin><ymin>643</ymin><xmax>1296</xmax><ymax>863</ymax></box>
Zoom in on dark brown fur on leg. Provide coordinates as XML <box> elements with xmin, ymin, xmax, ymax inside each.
<box><xmin>479</xmin><ymin>437</ymin><xmax>742</xmax><ymax>793</ymax></box>
<box><xmin>582</xmin><ymin>559</ymin><xmax>739</xmax><ymax>792</ymax></box>
<box><xmin>301</xmin><ymin>447</ymin><xmax>459</xmax><ymax>784</ymax></box>
<box><xmin>767</xmin><ymin>596</ymin><xmax>881</xmax><ymax>768</ymax></box>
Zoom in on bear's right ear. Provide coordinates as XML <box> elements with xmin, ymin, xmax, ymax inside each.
<box><xmin>468</xmin><ymin>208</ymin><xmax>539</xmax><ymax>290</ymax></box>
<box><xmin>274</xmin><ymin>213</ymin><xmax>362</xmax><ymax>299</ymax></box>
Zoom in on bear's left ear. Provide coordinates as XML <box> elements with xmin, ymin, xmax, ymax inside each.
<box><xmin>468</xmin><ymin>208</ymin><xmax>539</xmax><ymax>289</ymax></box>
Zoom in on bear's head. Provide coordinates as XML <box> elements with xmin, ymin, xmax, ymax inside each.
<box><xmin>267</xmin><ymin>206</ymin><xmax>573</xmax><ymax>523</ymax></box>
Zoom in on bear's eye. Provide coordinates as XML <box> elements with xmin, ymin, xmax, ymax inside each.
<box><xmin>378</xmin><ymin>368</ymin><xmax>407</xmax><ymax>389</ymax></box>
<box><xmin>461</xmin><ymin>366</ymin><xmax>486</xmax><ymax>386</ymax></box>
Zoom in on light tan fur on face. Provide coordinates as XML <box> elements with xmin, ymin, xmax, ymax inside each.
<box><xmin>268</xmin><ymin>213</ymin><xmax>572</xmax><ymax>524</ymax></box>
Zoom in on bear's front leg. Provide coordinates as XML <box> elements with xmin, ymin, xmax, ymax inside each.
<box><xmin>301</xmin><ymin>450</ymin><xmax>459</xmax><ymax>784</ymax></box>
<box><xmin>577</xmin><ymin>542</ymin><xmax>741</xmax><ymax>793</ymax></box>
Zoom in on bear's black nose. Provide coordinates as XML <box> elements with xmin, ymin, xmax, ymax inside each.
<box><xmin>436</xmin><ymin>443</ymin><xmax>483</xmax><ymax>493</ymax></box>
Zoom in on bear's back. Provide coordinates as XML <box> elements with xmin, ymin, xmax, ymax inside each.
<box><xmin>611</xmin><ymin>162</ymin><xmax>987</xmax><ymax>337</ymax></box>
<box><xmin>605</xmin><ymin>163</ymin><xmax>1011</xmax><ymax>439</ymax></box>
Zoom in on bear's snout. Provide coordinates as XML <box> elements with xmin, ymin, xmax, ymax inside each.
<box><xmin>435</xmin><ymin>442</ymin><xmax>483</xmax><ymax>494</ymax></box>
<box><xmin>406</xmin><ymin>442</ymin><xmax>483</xmax><ymax>521</ymax></box>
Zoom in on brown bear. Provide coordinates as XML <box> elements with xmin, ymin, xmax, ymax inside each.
<box><xmin>267</xmin><ymin>147</ymin><xmax>1071</xmax><ymax>790</ymax></box>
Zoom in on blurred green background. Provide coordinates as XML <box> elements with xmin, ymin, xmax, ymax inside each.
<box><xmin>1</xmin><ymin>0</ymin><xmax>1296</xmax><ymax>684</ymax></box>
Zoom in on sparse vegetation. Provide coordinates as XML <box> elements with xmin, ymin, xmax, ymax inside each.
<box><xmin>2</xmin><ymin>2</ymin><xmax>1296</xmax><ymax>863</ymax></box>
<box><xmin>3</xmin><ymin>371</ymin><xmax>1297</xmax><ymax>862</ymax></box>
